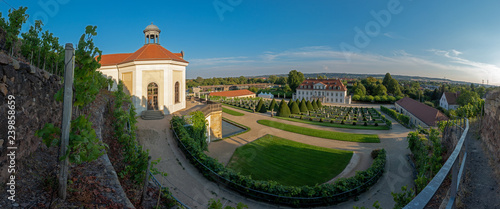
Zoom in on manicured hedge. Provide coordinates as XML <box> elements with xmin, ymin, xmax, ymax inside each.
<box><xmin>171</xmin><ymin>116</ymin><xmax>386</xmax><ymax>207</ymax></box>
<box><xmin>380</xmin><ymin>106</ymin><xmax>409</xmax><ymax>127</ymax></box>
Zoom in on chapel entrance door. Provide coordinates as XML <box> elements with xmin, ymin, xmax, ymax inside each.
<box><xmin>147</xmin><ymin>82</ymin><xmax>159</xmax><ymax>110</ymax></box>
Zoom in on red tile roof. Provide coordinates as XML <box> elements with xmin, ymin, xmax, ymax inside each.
<box><xmin>99</xmin><ymin>53</ymin><xmax>132</xmax><ymax>66</ymax></box>
<box><xmin>443</xmin><ymin>92</ymin><xmax>460</xmax><ymax>105</ymax></box>
<box><xmin>99</xmin><ymin>44</ymin><xmax>187</xmax><ymax>66</ymax></box>
<box><xmin>173</xmin><ymin>53</ymin><xmax>183</xmax><ymax>58</ymax></box>
<box><xmin>209</xmin><ymin>90</ymin><xmax>256</xmax><ymax>98</ymax></box>
<box><xmin>396</xmin><ymin>97</ymin><xmax>449</xmax><ymax>126</ymax></box>
<box><xmin>298</xmin><ymin>79</ymin><xmax>347</xmax><ymax>91</ymax></box>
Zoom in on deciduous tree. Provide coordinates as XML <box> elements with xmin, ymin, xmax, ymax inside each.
<box><xmin>287</xmin><ymin>70</ymin><xmax>305</xmax><ymax>92</ymax></box>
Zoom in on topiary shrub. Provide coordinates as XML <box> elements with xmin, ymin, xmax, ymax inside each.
<box><xmin>375</xmin><ymin>123</ymin><xmax>379</xmax><ymax>126</ymax></box>
<box><xmin>306</xmin><ymin>100</ymin><xmax>314</xmax><ymax>111</ymax></box>
<box><xmin>290</xmin><ymin>101</ymin><xmax>301</xmax><ymax>114</ymax></box>
<box><xmin>277</xmin><ymin>99</ymin><xmax>291</xmax><ymax>117</ymax></box>
<box><xmin>341</xmin><ymin>120</ymin><xmax>345</xmax><ymax>124</ymax></box>
<box><xmin>257</xmin><ymin>99</ymin><xmax>267</xmax><ymax>113</ymax></box>
<box><xmin>312</xmin><ymin>99</ymin><xmax>318</xmax><ymax>110</ymax></box>
<box><xmin>352</xmin><ymin>122</ymin><xmax>357</xmax><ymax>126</ymax></box>
<box><xmin>300</xmin><ymin>99</ymin><xmax>308</xmax><ymax>112</ymax></box>
<box><xmin>269</xmin><ymin>98</ymin><xmax>277</xmax><ymax>111</ymax></box>
<box><xmin>364</xmin><ymin>122</ymin><xmax>368</xmax><ymax>126</ymax></box>
<box><xmin>371</xmin><ymin>149</ymin><xmax>381</xmax><ymax>159</ymax></box>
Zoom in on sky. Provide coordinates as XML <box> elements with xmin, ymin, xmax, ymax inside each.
<box><xmin>1</xmin><ymin>0</ymin><xmax>500</xmax><ymax>85</ymax></box>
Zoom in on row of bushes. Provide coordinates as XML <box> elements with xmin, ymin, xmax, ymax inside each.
<box><xmin>288</xmin><ymin>114</ymin><xmax>382</xmax><ymax>126</ymax></box>
<box><xmin>112</xmin><ymin>81</ymin><xmax>150</xmax><ymax>184</ymax></box>
<box><xmin>171</xmin><ymin>116</ymin><xmax>387</xmax><ymax>207</ymax></box>
<box><xmin>380</xmin><ymin>106</ymin><xmax>409</xmax><ymax>127</ymax></box>
<box><xmin>352</xmin><ymin>95</ymin><xmax>404</xmax><ymax>103</ymax></box>
<box><xmin>407</xmin><ymin>129</ymin><xmax>444</xmax><ymax>194</ymax></box>
<box><xmin>391</xmin><ymin>128</ymin><xmax>446</xmax><ymax>207</ymax></box>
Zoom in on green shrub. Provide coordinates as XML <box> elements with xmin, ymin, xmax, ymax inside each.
<box><xmin>257</xmin><ymin>99</ymin><xmax>267</xmax><ymax>113</ymax></box>
<box><xmin>380</xmin><ymin>105</ymin><xmax>409</xmax><ymax>127</ymax></box>
<box><xmin>300</xmin><ymin>99</ymin><xmax>308</xmax><ymax>112</ymax></box>
<box><xmin>371</xmin><ymin>149</ymin><xmax>381</xmax><ymax>159</ymax></box>
<box><xmin>353</xmin><ymin>122</ymin><xmax>357</xmax><ymax>126</ymax></box>
<box><xmin>290</xmin><ymin>101</ymin><xmax>301</xmax><ymax>114</ymax></box>
<box><xmin>278</xmin><ymin>99</ymin><xmax>291</xmax><ymax>117</ymax></box>
<box><xmin>269</xmin><ymin>98</ymin><xmax>277</xmax><ymax>111</ymax></box>
<box><xmin>364</xmin><ymin>122</ymin><xmax>368</xmax><ymax>126</ymax></box>
<box><xmin>312</xmin><ymin>99</ymin><xmax>318</xmax><ymax>110</ymax></box>
<box><xmin>306</xmin><ymin>100</ymin><xmax>314</xmax><ymax>111</ymax></box>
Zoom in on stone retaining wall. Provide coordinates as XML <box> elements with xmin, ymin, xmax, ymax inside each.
<box><xmin>481</xmin><ymin>89</ymin><xmax>500</xmax><ymax>176</ymax></box>
<box><xmin>0</xmin><ymin>52</ymin><xmax>62</xmax><ymax>183</ymax></box>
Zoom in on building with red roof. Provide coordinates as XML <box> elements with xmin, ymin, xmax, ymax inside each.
<box><xmin>395</xmin><ymin>97</ymin><xmax>449</xmax><ymax>127</ymax></box>
<box><xmin>293</xmin><ymin>78</ymin><xmax>350</xmax><ymax>104</ymax></box>
<box><xmin>208</xmin><ymin>90</ymin><xmax>256</xmax><ymax>98</ymax></box>
<box><xmin>97</xmin><ymin>23</ymin><xmax>188</xmax><ymax>115</ymax></box>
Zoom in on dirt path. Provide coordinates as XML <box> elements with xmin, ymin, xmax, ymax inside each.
<box><xmin>460</xmin><ymin>126</ymin><xmax>500</xmax><ymax>208</ymax></box>
<box><xmin>136</xmin><ymin>105</ymin><xmax>413</xmax><ymax>209</ymax></box>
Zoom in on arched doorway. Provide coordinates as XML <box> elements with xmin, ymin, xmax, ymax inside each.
<box><xmin>147</xmin><ymin>82</ymin><xmax>159</xmax><ymax>110</ymax></box>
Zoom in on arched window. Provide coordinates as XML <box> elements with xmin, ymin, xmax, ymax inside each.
<box><xmin>175</xmin><ymin>81</ymin><xmax>180</xmax><ymax>103</ymax></box>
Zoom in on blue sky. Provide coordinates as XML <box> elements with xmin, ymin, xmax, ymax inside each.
<box><xmin>2</xmin><ymin>0</ymin><xmax>500</xmax><ymax>85</ymax></box>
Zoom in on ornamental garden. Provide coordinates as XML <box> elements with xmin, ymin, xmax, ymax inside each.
<box><xmin>168</xmin><ymin>96</ymin><xmax>391</xmax><ymax>206</ymax></box>
<box><xmin>215</xmin><ymin>96</ymin><xmax>392</xmax><ymax>130</ymax></box>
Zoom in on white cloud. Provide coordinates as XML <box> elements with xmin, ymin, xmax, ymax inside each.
<box><xmin>189</xmin><ymin>56</ymin><xmax>254</xmax><ymax>66</ymax></box>
<box><xmin>429</xmin><ymin>49</ymin><xmax>500</xmax><ymax>84</ymax></box>
<box><xmin>188</xmin><ymin>47</ymin><xmax>500</xmax><ymax>85</ymax></box>
<box><xmin>383</xmin><ymin>32</ymin><xmax>408</xmax><ymax>40</ymax></box>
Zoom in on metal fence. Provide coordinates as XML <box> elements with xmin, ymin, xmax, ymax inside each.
<box><xmin>148</xmin><ymin>172</ymin><xmax>191</xmax><ymax>209</ymax></box>
<box><xmin>404</xmin><ymin>118</ymin><xmax>469</xmax><ymax>209</ymax></box>
<box><xmin>171</xmin><ymin>120</ymin><xmax>386</xmax><ymax>207</ymax></box>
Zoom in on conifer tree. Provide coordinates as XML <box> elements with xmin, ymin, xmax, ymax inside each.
<box><xmin>278</xmin><ymin>99</ymin><xmax>291</xmax><ymax>117</ymax></box>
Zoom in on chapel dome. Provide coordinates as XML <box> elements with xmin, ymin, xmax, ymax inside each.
<box><xmin>144</xmin><ymin>23</ymin><xmax>161</xmax><ymax>33</ymax></box>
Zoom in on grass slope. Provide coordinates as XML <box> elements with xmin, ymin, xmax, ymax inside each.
<box><xmin>227</xmin><ymin>135</ymin><xmax>353</xmax><ymax>186</ymax></box>
<box><xmin>222</xmin><ymin>107</ymin><xmax>245</xmax><ymax>116</ymax></box>
<box><xmin>257</xmin><ymin>120</ymin><xmax>380</xmax><ymax>143</ymax></box>
<box><xmin>275</xmin><ymin>116</ymin><xmax>389</xmax><ymax>130</ymax></box>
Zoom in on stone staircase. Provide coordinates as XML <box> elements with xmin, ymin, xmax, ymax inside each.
<box><xmin>141</xmin><ymin>110</ymin><xmax>165</xmax><ymax>120</ymax></box>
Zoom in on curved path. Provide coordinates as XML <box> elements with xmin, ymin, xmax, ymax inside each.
<box><xmin>137</xmin><ymin>104</ymin><xmax>414</xmax><ymax>209</ymax></box>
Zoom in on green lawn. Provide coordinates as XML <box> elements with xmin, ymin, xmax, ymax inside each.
<box><xmin>227</xmin><ymin>135</ymin><xmax>353</xmax><ymax>186</ymax></box>
<box><xmin>257</xmin><ymin>120</ymin><xmax>380</xmax><ymax>143</ymax></box>
<box><xmin>221</xmin><ymin>103</ymin><xmax>253</xmax><ymax>113</ymax></box>
<box><xmin>222</xmin><ymin>107</ymin><xmax>245</xmax><ymax>116</ymax></box>
<box><xmin>275</xmin><ymin>116</ymin><xmax>389</xmax><ymax>130</ymax></box>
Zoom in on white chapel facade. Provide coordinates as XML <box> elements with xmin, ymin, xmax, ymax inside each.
<box><xmin>97</xmin><ymin>23</ymin><xmax>188</xmax><ymax>115</ymax></box>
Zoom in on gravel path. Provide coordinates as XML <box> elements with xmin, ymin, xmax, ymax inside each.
<box><xmin>136</xmin><ymin>104</ymin><xmax>413</xmax><ymax>209</ymax></box>
<box><xmin>460</xmin><ymin>126</ymin><xmax>500</xmax><ymax>208</ymax></box>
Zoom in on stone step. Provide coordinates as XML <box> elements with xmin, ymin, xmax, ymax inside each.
<box><xmin>141</xmin><ymin>111</ymin><xmax>164</xmax><ymax>120</ymax></box>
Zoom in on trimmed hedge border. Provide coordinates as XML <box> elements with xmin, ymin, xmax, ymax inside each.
<box><xmin>171</xmin><ymin>116</ymin><xmax>386</xmax><ymax>207</ymax></box>
<box><xmin>380</xmin><ymin>106</ymin><xmax>409</xmax><ymax>128</ymax></box>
